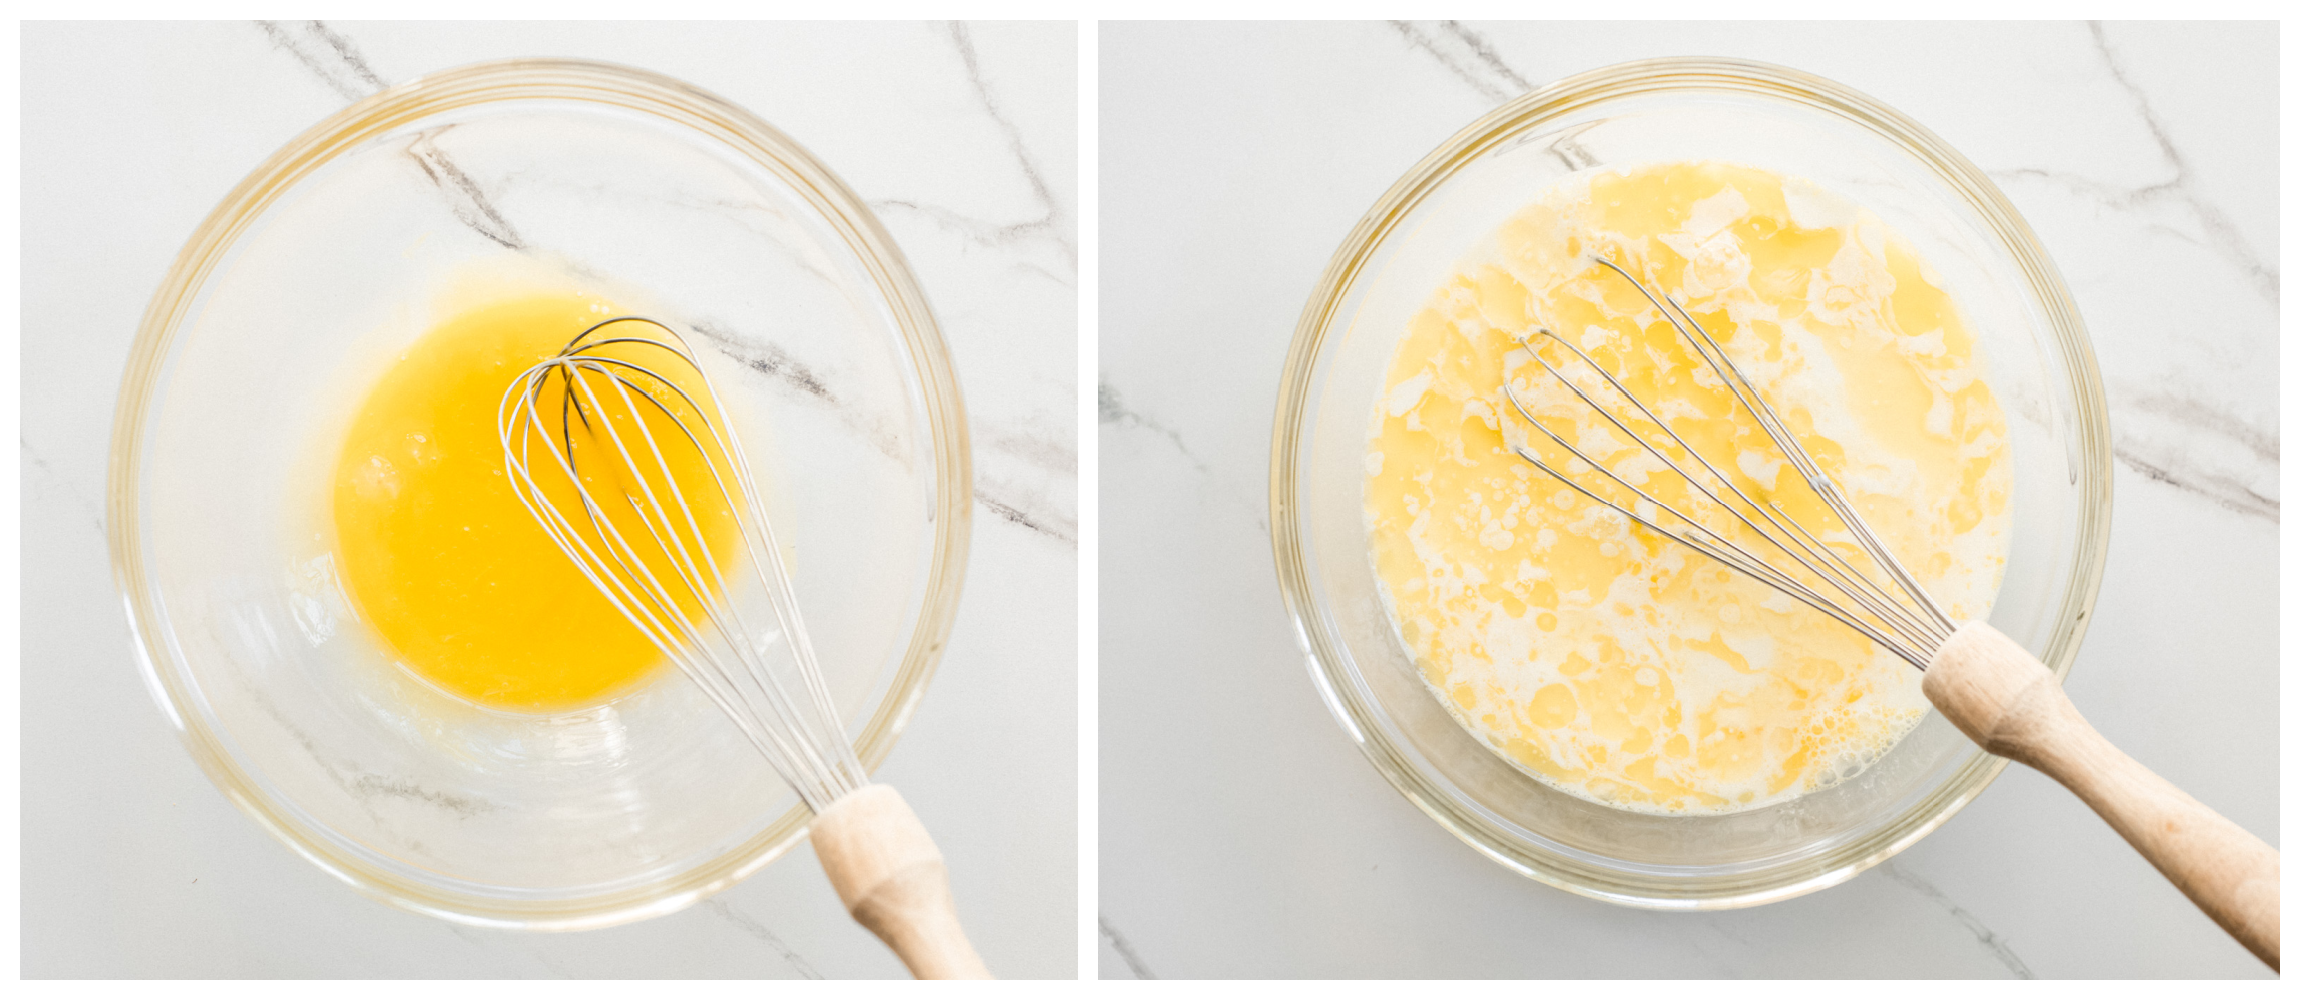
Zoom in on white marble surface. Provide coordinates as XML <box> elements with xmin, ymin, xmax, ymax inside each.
<box><xmin>1099</xmin><ymin>21</ymin><xmax>2275</xmax><ymax>979</ymax></box>
<box><xmin>22</xmin><ymin>21</ymin><xmax>1075</xmax><ymax>978</ymax></box>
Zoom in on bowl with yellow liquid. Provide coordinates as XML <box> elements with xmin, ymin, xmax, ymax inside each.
<box><xmin>109</xmin><ymin>60</ymin><xmax>969</xmax><ymax>929</ymax></box>
<box><xmin>1271</xmin><ymin>58</ymin><xmax>2110</xmax><ymax>908</ymax></box>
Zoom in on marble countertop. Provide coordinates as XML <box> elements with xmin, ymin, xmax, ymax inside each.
<box><xmin>1098</xmin><ymin>21</ymin><xmax>2276</xmax><ymax>979</ymax></box>
<box><xmin>22</xmin><ymin>21</ymin><xmax>1075</xmax><ymax>978</ymax></box>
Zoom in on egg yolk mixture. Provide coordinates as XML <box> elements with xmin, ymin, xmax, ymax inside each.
<box><xmin>333</xmin><ymin>292</ymin><xmax>739</xmax><ymax>712</ymax></box>
<box><xmin>1366</xmin><ymin>162</ymin><xmax>2012</xmax><ymax>814</ymax></box>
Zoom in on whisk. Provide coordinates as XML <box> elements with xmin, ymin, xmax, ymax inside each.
<box><xmin>499</xmin><ymin>317</ymin><xmax>989</xmax><ymax>979</ymax></box>
<box><xmin>1502</xmin><ymin>258</ymin><xmax>2278</xmax><ymax>970</ymax></box>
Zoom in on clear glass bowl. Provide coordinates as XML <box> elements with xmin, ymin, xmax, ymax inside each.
<box><xmin>1270</xmin><ymin>57</ymin><xmax>2111</xmax><ymax>908</ymax></box>
<box><xmin>108</xmin><ymin>59</ymin><xmax>970</xmax><ymax>929</ymax></box>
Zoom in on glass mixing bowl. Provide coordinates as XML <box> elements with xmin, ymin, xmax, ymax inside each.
<box><xmin>1271</xmin><ymin>58</ymin><xmax>2111</xmax><ymax>908</ymax></box>
<box><xmin>108</xmin><ymin>59</ymin><xmax>970</xmax><ymax>929</ymax></box>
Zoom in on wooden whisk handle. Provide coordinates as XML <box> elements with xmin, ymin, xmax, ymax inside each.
<box><xmin>1924</xmin><ymin>621</ymin><xmax>2279</xmax><ymax>970</ymax></box>
<box><xmin>810</xmin><ymin>784</ymin><xmax>993</xmax><ymax>980</ymax></box>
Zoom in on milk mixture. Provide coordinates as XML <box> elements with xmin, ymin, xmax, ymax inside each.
<box><xmin>1365</xmin><ymin>162</ymin><xmax>2011</xmax><ymax>814</ymax></box>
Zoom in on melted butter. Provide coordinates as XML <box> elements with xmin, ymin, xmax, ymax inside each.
<box><xmin>332</xmin><ymin>291</ymin><xmax>740</xmax><ymax>712</ymax></box>
<box><xmin>1366</xmin><ymin>162</ymin><xmax>2012</xmax><ymax>814</ymax></box>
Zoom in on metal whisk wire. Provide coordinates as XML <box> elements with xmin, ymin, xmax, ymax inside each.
<box><xmin>1500</xmin><ymin>258</ymin><xmax>1954</xmax><ymax>669</ymax></box>
<box><xmin>497</xmin><ymin>317</ymin><xmax>865</xmax><ymax>811</ymax></box>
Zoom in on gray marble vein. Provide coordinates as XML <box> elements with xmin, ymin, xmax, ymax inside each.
<box><xmin>978</xmin><ymin>423</ymin><xmax>1075</xmax><ymax>479</ymax></box>
<box><xmin>854</xmin><ymin>27</ymin><xmax>1080</xmax><ymax>553</ymax></box>
<box><xmin>234</xmin><ymin>679</ymin><xmax>499</xmax><ymax>862</ymax></box>
<box><xmin>254</xmin><ymin>20</ymin><xmax>533</xmax><ymax>258</ymax></box>
<box><xmin>241</xmin><ymin>683</ymin><xmax>418</xmax><ymax>849</ymax></box>
<box><xmin>1097</xmin><ymin>916</ymin><xmax>1159</xmax><ymax>980</ymax></box>
<box><xmin>679</xmin><ymin>319</ymin><xmax>912</xmax><ymax>476</ymax></box>
<box><xmin>976</xmin><ymin>423</ymin><xmax>1079</xmax><ymax>546</ymax></box>
<box><xmin>255</xmin><ymin>20</ymin><xmax>384</xmax><ymax>101</ymax></box>
<box><xmin>2084</xmin><ymin>22</ymin><xmax>2277</xmax><ymax>305</ymax></box>
<box><xmin>1097</xmin><ymin>380</ymin><xmax>1266</xmax><ymax>535</ymax></box>
<box><xmin>2110</xmin><ymin>388</ymin><xmax>2278</xmax><ymax>522</ymax></box>
<box><xmin>2113</xmin><ymin>444</ymin><xmax>2276</xmax><ymax>522</ymax></box>
<box><xmin>1878</xmin><ymin>862</ymin><xmax>2036</xmax><ymax>979</ymax></box>
<box><xmin>944</xmin><ymin>21</ymin><xmax>1076</xmax><ymax>268</ymax></box>
<box><xmin>867</xmin><ymin>22</ymin><xmax>1077</xmax><ymax>279</ymax></box>
<box><xmin>1388</xmin><ymin>20</ymin><xmax>1532</xmax><ymax>105</ymax></box>
<box><xmin>661</xmin><ymin>194</ymin><xmax>846</xmax><ymax>291</ymax></box>
<box><xmin>977</xmin><ymin>490</ymin><xmax>1075</xmax><ymax>545</ymax></box>
<box><xmin>1096</xmin><ymin>382</ymin><xmax>1194</xmax><ymax>470</ymax></box>
<box><xmin>871</xmin><ymin>198</ymin><xmax>1078</xmax><ymax>287</ymax></box>
<box><xmin>687</xmin><ymin>320</ymin><xmax>839</xmax><ymax>406</ymax></box>
<box><xmin>1385</xmin><ymin>25</ymin><xmax>1598</xmax><ymax>179</ymax></box>
<box><xmin>346</xmin><ymin>774</ymin><xmax>495</xmax><ymax>821</ymax></box>
<box><xmin>704</xmin><ymin>899</ymin><xmax>823</xmax><ymax>979</ymax></box>
<box><xmin>405</xmin><ymin>127</ymin><xmax>529</xmax><ymax>252</ymax></box>
<box><xmin>1978</xmin><ymin>27</ymin><xmax>2281</xmax><ymax>527</ymax></box>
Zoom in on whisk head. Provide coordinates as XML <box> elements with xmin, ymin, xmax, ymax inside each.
<box><xmin>497</xmin><ymin>316</ymin><xmax>864</xmax><ymax>811</ymax></box>
<box><xmin>1499</xmin><ymin>257</ymin><xmax>1954</xmax><ymax>669</ymax></box>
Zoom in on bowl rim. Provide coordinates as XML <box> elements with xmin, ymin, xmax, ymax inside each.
<box><xmin>106</xmin><ymin>56</ymin><xmax>973</xmax><ymax>930</ymax></box>
<box><xmin>1269</xmin><ymin>55</ymin><xmax>2112</xmax><ymax>909</ymax></box>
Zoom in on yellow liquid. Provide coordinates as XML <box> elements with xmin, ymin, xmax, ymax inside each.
<box><xmin>1366</xmin><ymin>162</ymin><xmax>2011</xmax><ymax>814</ymax></box>
<box><xmin>332</xmin><ymin>292</ymin><xmax>739</xmax><ymax>712</ymax></box>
